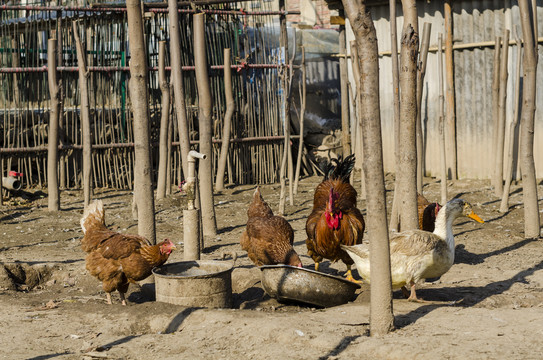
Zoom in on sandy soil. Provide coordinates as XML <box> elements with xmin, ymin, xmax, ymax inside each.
<box><xmin>1</xmin><ymin>174</ymin><xmax>542</xmax><ymax>360</ymax></box>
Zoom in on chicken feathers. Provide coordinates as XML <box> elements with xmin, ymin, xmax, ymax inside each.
<box><xmin>305</xmin><ymin>155</ymin><xmax>365</xmax><ymax>282</ymax></box>
<box><xmin>80</xmin><ymin>200</ymin><xmax>176</xmax><ymax>305</ymax></box>
<box><xmin>240</xmin><ymin>187</ymin><xmax>302</xmax><ymax>267</ymax></box>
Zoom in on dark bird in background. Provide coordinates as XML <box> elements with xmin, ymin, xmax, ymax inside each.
<box><xmin>305</xmin><ymin>154</ymin><xmax>365</xmax><ymax>282</ymax></box>
<box><xmin>417</xmin><ymin>193</ymin><xmax>441</xmax><ymax>232</ymax></box>
<box><xmin>240</xmin><ymin>187</ymin><xmax>303</xmax><ymax>267</ymax></box>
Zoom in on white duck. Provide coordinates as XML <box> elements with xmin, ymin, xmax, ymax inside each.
<box><xmin>341</xmin><ymin>198</ymin><xmax>484</xmax><ymax>302</ymax></box>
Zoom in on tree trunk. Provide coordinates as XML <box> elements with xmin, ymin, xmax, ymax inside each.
<box><xmin>494</xmin><ymin>29</ymin><xmax>510</xmax><ymax>197</ymax></box>
<box><xmin>398</xmin><ymin>0</ymin><xmax>419</xmax><ymax>231</ymax></box>
<box><xmin>518</xmin><ymin>0</ymin><xmax>540</xmax><ymax>239</ymax></box>
<box><xmin>416</xmin><ymin>22</ymin><xmax>431</xmax><ymax>194</ymax></box>
<box><xmin>491</xmin><ymin>36</ymin><xmax>502</xmax><ymax>191</ymax></box>
<box><xmin>168</xmin><ymin>0</ymin><xmax>191</xmax><ymax>180</ymax></box>
<box><xmin>438</xmin><ymin>34</ymin><xmax>448</xmax><ymax>205</ymax></box>
<box><xmin>343</xmin><ymin>0</ymin><xmax>394</xmax><ymax>336</ymax></box>
<box><xmin>215</xmin><ymin>48</ymin><xmax>235</xmax><ymax>192</ymax></box>
<box><xmin>388</xmin><ymin>0</ymin><xmax>401</xmax><ymax>232</ymax></box>
<box><xmin>126</xmin><ymin>0</ymin><xmax>156</xmax><ymax>244</ymax></box>
<box><xmin>444</xmin><ymin>0</ymin><xmax>457</xmax><ymax>180</ymax></box>
<box><xmin>47</xmin><ymin>38</ymin><xmax>60</xmax><ymax>211</ymax></box>
<box><xmin>157</xmin><ymin>41</ymin><xmax>171</xmax><ymax>200</ymax></box>
<box><xmin>194</xmin><ymin>13</ymin><xmax>217</xmax><ymax>238</ymax></box>
<box><xmin>73</xmin><ymin>21</ymin><xmax>93</xmax><ymax>209</ymax></box>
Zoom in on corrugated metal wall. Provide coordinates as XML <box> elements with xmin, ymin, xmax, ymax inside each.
<box><xmin>347</xmin><ymin>0</ymin><xmax>543</xmax><ymax>179</ymax></box>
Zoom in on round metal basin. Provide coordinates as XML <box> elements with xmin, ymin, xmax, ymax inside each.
<box><xmin>153</xmin><ymin>260</ymin><xmax>233</xmax><ymax>308</ymax></box>
<box><xmin>260</xmin><ymin>265</ymin><xmax>361</xmax><ymax>308</ymax></box>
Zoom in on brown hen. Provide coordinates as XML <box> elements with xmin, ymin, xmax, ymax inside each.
<box><xmin>417</xmin><ymin>193</ymin><xmax>441</xmax><ymax>232</ymax></box>
<box><xmin>305</xmin><ymin>155</ymin><xmax>365</xmax><ymax>282</ymax></box>
<box><xmin>80</xmin><ymin>200</ymin><xmax>176</xmax><ymax>305</ymax></box>
<box><xmin>240</xmin><ymin>187</ymin><xmax>302</xmax><ymax>267</ymax></box>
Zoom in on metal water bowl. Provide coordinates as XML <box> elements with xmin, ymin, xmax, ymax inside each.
<box><xmin>260</xmin><ymin>265</ymin><xmax>361</xmax><ymax>308</ymax></box>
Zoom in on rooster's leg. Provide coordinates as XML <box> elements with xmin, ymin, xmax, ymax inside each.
<box><xmin>345</xmin><ymin>265</ymin><xmax>363</xmax><ymax>284</ymax></box>
<box><xmin>401</xmin><ymin>286</ymin><xmax>410</xmax><ymax>298</ymax></box>
<box><xmin>119</xmin><ymin>291</ymin><xmax>127</xmax><ymax>306</ymax></box>
<box><xmin>407</xmin><ymin>281</ymin><xmax>427</xmax><ymax>303</ymax></box>
<box><xmin>106</xmin><ymin>292</ymin><xmax>113</xmax><ymax>305</ymax></box>
<box><xmin>314</xmin><ymin>262</ymin><xmax>320</xmax><ymax>272</ymax></box>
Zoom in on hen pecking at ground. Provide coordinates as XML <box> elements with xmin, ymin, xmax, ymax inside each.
<box><xmin>80</xmin><ymin>200</ymin><xmax>176</xmax><ymax>305</ymax></box>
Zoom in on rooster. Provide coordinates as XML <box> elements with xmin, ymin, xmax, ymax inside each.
<box><xmin>80</xmin><ymin>200</ymin><xmax>176</xmax><ymax>305</ymax></box>
<box><xmin>240</xmin><ymin>187</ymin><xmax>302</xmax><ymax>267</ymax></box>
<box><xmin>305</xmin><ymin>154</ymin><xmax>365</xmax><ymax>282</ymax></box>
<box><xmin>417</xmin><ymin>193</ymin><xmax>441</xmax><ymax>232</ymax></box>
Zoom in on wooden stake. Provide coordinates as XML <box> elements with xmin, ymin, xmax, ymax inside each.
<box><xmin>215</xmin><ymin>48</ymin><xmax>235</xmax><ymax>191</ymax></box>
<box><xmin>494</xmin><ymin>29</ymin><xmax>510</xmax><ymax>197</ymax></box>
<box><xmin>388</xmin><ymin>0</ymin><xmax>401</xmax><ymax>232</ymax></box>
<box><xmin>126</xmin><ymin>0</ymin><xmax>156</xmax><ymax>243</ymax></box>
<box><xmin>500</xmin><ymin>38</ymin><xmax>522</xmax><ymax>213</ymax></box>
<box><xmin>444</xmin><ymin>0</ymin><xmax>457</xmax><ymax>180</ymax></box>
<box><xmin>293</xmin><ymin>46</ymin><xmax>306</xmax><ymax>195</ymax></box>
<box><xmin>339</xmin><ymin>15</ymin><xmax>351</xmax><ymax>159</ymax></box>
<box><xmin>47</xmin><ymin>38</ymin><xmax>60</xmax><ymax>211</ymax></box>
<box><xmin>491</xmin><ymin>36</ymin><xmax>502</xmax><ymax>190</ymax></box>
<box><xmin>416</xmin><ymin>22</ymin><xmax>431</xmax><ymax>194</ymax></box>
<box><xmin>438</xmin><ymin>34</ymin><xmax>448</xmax><ymax>205</ymax></box>
<box><xmin>194</xmin><ymin>12</ymin><xmax>217</xmax><ymax>238</ymax></box>
<box><xmin>168</xmin><ymin>0</ymin><xmax>191</xmax><ymax>180</ymax></box>
<box><xmin>73</xmin><ymin>20</ymin><xmax>93</xmax><ymax>209</ymax></box>
<box><xmin>157</xmin><ymin>41</ymin><xmax>171</xmax><ymax>200</ymax></box>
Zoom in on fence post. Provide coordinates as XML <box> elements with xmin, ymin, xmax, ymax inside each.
<box><xmin>47</xmin><ymin>38</ymin><xmax>60</xmax><ymax>211</ymax></box>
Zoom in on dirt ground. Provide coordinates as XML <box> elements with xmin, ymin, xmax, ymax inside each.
<box><xmin>1</xmin><ymin>173</ymin><xmax>543</xmax><ymax>360</ymax></box>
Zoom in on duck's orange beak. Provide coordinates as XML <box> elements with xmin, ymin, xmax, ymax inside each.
<box><xmin>468</xmin><ymin>211</ymin><xmax>484</xmax><ymax>223</ymax></box>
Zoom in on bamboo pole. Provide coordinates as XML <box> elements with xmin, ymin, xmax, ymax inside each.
<box><xmin>73</xmin><ymin>21</ymin><xmax>93</xmax><ymax>209</ymax></box>
<box><xmin>438</xmin><ymin>34</ymin><xmax>447</xmax><ymax>205</ymax></box>
<box><xmin>47</xmin><ymin>38</ymin><xmax>60</xmax><ymax>211</ymax></box>
<box><xmin>416</xmin><ymin>22</ymin><xmax>431</xmax><ymax>194</ymax></box>
<box><xmin>157</xmin><ymin>41</ymin><xmax>171</xmax><ymax>200</ymax></box>
<box><xmin>388</xmin><ymin>0</ymin><xmax>401</xmax><ymax>232</ymax></box>
<box><xmin>491</xmin><ymin>36</ymin><xmax>502</xmax><ymax>191</ymax></box>
<box><xmin>168</xmin><ymin>0</ymin><xmax>191</xmax><ymax>180</ymax></box>
<box><xmin>500</xmin><ymin>38</ymin><xmax>522</xmax><ymax>213</ymax></box>
<box><xmin>215</xmin><ymin>48</ymin><xmax>234</xmax><ymax>191</ymax></box>
<box><xmin>126</xmin><ymin>0</ymin><xmax>156</xmax><ymax>243</ymax></box>
<box><xmin>194</xmin><ymin>13</ymin><xmax>217</xmax><ymax>238</ymax></box>
<box><xmin>293</xmin><ymin>46</ymin><xmax>306</xmax><ymax>195</ymax></box>
<box><xmin>444</xmin><ymin>0</ymin><xmax>457</xmax><ymax>180</ymax></box>
<box><xmin>494</xmin><ymin>29</ymin><xmax>510</xmax><ymax>197</ymax></box>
